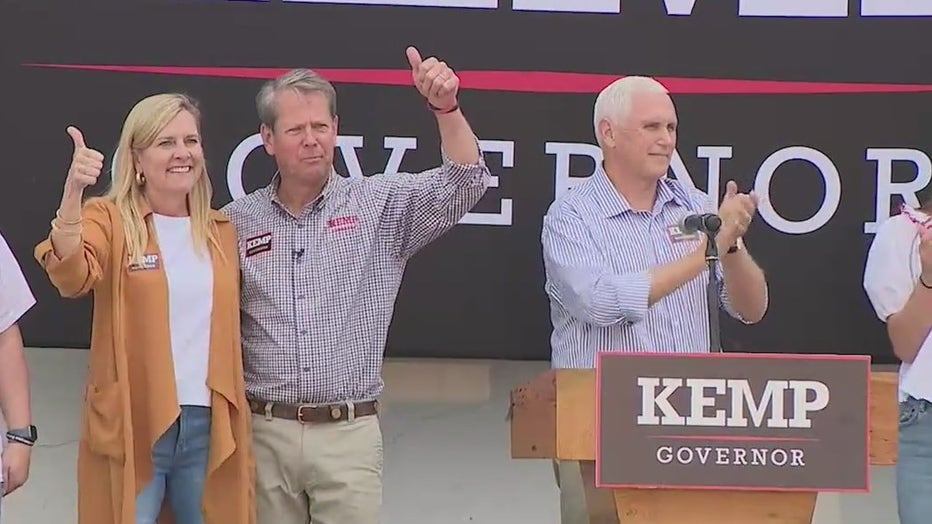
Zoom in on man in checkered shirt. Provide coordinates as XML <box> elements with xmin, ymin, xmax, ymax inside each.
<box><xmin>222</xmin><ymin>46</ymin><xmax>491</xmax><ymax>524</ymax></box>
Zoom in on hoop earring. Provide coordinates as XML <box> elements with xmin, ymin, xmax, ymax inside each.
<box><xmin>135</xmin><ymin>172</ymin><xmax>145</xmax><ymax>186</ymax></box>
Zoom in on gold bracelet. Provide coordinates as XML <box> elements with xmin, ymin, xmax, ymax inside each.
<box><xmin>55</xmin><ymin>209</ymin><xmax>81</xmax><ymax>226</ymax></box>
<box><xmin>51</xmin><ymin>218</ymin><xmax>82</xmax><ymax>234</ymax></box>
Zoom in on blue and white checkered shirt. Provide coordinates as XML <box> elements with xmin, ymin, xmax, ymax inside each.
<box><xmin>541</xmin><ymin>166</ymin><xmax>757</xmax><ymax>369</ymax></box>
<box><xmin>222</xmin><ymin>154</ymin><xmax>491</xmax><ymax>404</ymax></box>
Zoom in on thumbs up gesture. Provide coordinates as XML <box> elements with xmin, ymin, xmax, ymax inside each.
<box><xmin>406</xmin><ymin>46</ymin><xmax>459</xmax><ymax>113</ymax></box>
<box><xmin>65</xmin><ymin>126</ymin><xmax>105</xmax><ymax>191</ymax></box>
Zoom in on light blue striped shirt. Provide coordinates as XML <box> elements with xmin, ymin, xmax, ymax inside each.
<box><xmin>541</xmin><ymin>166</ymin><xmax>752</xmax><ymax>369</ymax></box>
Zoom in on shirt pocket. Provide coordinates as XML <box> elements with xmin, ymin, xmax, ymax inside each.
<box><xmin>321</xmin><ymin>223</ymin><xmax>373</xmax><ymax>277</ymax></box>
<box><xmin>240</xmin><ymin>236</ymin><xmax>279</xmax><ymax>304</ymax></box>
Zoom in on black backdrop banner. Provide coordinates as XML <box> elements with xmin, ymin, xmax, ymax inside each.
<box><xmin>3</xmin><ymin>1</ymin><xmax>930</xmax><ymax>363</ymax></box>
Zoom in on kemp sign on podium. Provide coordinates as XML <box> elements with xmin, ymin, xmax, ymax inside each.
<box><xmin>595</xmin><ymin>353</ymin><xmax>870</xmax><ymax>492</ymax></box>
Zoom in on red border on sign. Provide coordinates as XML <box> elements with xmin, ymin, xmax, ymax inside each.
<box><xmin>20</xmin><ymin>63</ymin><xmax>932</xmax><ymax>95</ymax></box>
<box><xmin>593</xmin><ymin>351</ymin><xmax>873</xmax><ymax>493</ymax></box>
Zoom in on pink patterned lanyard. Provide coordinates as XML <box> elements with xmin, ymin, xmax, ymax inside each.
<box><xmin>900</xmin><ymin>204</ymin><xmax>932</xmax><ymax>230</ymax></box>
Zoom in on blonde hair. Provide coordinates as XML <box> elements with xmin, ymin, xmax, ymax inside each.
<box><xmin>105</xmin><ymin>93</ymin><xmax>223</xmax><ymax>267</ymax></box>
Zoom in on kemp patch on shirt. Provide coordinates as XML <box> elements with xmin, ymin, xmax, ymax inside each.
<box><xmin>244</xmin><ymin>232</ymin><xmax>273</xmax><ymax>258</ymax></box>
<box><xmin>327</xmin><ymin>215</ymin><xmax>359</xmax><ymax>232</ymax></box>
<box><xmin>128</xmin><ymin>253</ymin><xmax>160</xmax><ymax>271</ymax></box>
<box><xmin>666</xmin><ymin>224</ymin><xmax>700</xmax><ymax>243</ymax></box>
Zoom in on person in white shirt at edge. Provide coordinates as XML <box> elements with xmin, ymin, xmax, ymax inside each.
<box><xmin>0</xmin><ymin>231</ymin><xmax>37</xmax><ymax>520</ymax></box>
<box><xmin>540</xmin><ymin>76</ymin><xmax>769</xmax><ymax>523</ymax></box>
<box><xmin>863</xmin><ymin>196</ymin><xmax>932</xmax><ymax>524</ymax></box>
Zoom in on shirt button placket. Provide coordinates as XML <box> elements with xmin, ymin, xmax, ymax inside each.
<box><xmin>647</xmin><ymin>214</ymin><xmax>671</xmax><ymax>353</ymax></box>
<box><xmin>293</xmin><ymin>217</ymin><xmax>311</xmax><ymax>399</ymax></box>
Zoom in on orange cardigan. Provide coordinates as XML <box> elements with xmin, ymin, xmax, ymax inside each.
<box><xmin>34</xmin><ymin>197</ymin><xmax>255</xmax><ymax>524</ymax></box>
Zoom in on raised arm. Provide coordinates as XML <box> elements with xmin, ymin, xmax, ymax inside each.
<box><xmin>380</xmin><ymin>47</ymin><xmax>491</xmax><ymax>259</ymax></box>
<box><xmin>33</xmin><ymin>126</ymin><xmax>112</xmax><ymax>297</ymax></box>
<box><xmin>864</xmin><ymin>216</ymin><xmax>932</xmax><ymax>363</ymax></box>
<box><xmin>886</xmin><ymin>227</ymin><xmax>932</xmax><ymax>363</ymax></box>
<box><xmin>712</xmin><ymin>181</ymin><xmax>769</xmax><ymax>324</ymax></box>
<box><xmin>541</xmin><ymin>204</ymin><xmax>708</xmax><ymax>327</ymax></box>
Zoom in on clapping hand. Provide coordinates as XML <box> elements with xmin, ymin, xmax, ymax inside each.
<box><xmin>717</xmin><ymin>180</ymin><xmax>759</xmax><ymax>252</ymax></box>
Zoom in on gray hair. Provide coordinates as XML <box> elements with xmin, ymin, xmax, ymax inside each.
<box><xmin>256</xmin><ymin>68</ymin><xmax>337</xmax><ymax>129</ymax></box>
<box><xmin>592</xmin><ymin>76</ymin><xmax>669</xmax><ymax>144</ymax></box>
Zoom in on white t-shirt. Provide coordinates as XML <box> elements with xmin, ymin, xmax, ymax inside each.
<box><xmin>0</xmin><ymin>232</ymin><xmax>35</xmax><ymax>336</ymax></box>
<box><xmin>0</xmin><ymin>230</ymin><xmax>37</xmax><ymax>485</ymax></box>
<box><xmin>152</xmin><ymin>215</ymin><xmax>214</xmax><ymax>407</ymax></box>
<box><xmin>863</xmin><ymin>207</ymin><xmax>932</xmax><ymax>402</ymax></box>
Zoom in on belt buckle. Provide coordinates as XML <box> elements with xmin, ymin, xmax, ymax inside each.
<box><xmin>296</xmin><ymin>404</ymin><xmax>317</xmax><ymax>424</ymax></box>
<box><xmin>295</xmin><ymin>402</ymin><xmax>354</xmax><ymax>423</ymax></box>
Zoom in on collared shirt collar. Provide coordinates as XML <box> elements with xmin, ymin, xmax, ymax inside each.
<box><xmin>590</xmin><ymin>164</ymin><xmax>691</xmax><ymax>218</ymax></box>
<box><xmin>266</xmin><ymin>169</ymin><xmax>346</xmax><ymax>215</ymax></box>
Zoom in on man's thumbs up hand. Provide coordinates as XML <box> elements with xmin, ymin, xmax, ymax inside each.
<box><xmin>406</xmin><ymin>45</ymin><xmax>459</xmax><ymax>113</ymax></box>
<box><xmin>406</xmin><ymin>46</ymin><xmax>423</xmax><ymax>71</ymax></box>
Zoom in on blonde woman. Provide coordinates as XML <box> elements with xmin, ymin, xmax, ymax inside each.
<box><xmin>34</xmin><ymin>94</ymin><xmax>255</xmax><ymax>524</ymax></box>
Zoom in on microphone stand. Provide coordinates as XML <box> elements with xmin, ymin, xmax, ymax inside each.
<box><xmin>703</xmin><ymin>228</ymin><xmax>723</xmax><ymax>353</ymax></box>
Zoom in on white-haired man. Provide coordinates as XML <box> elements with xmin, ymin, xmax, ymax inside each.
<box><xmin>540</xmin><ymin>76</ymin><xmax>769</xmax><ymax>521</ymax></box>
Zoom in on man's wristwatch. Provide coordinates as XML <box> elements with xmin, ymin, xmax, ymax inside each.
<box><xmin>6</xmin><ymin>425</ymin><xmax>38</xmax><ymax>446</ymax></box>
<box><xmin>727</xmin><ymin>237</ymin><xmax>745</xmax><ymax>254</ymax></box>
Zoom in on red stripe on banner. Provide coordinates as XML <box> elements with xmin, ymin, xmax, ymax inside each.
<box><xmin>22</xmin><ymin>63</ymin><xmax>932</xmax><ymax>94</ymax></box>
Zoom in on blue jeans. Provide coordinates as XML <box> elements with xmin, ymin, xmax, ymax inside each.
<box><xmin>897</xmin><ymin>396</ymin><xmax>932</xmax><ymax>524</ymax></box>
<box><xmin>135</xmin><ymin>405</ymin><xmax>211</xmax><ymax>524</ymax></box>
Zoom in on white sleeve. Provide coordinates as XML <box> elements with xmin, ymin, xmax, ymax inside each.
<box><xmin>0</xmin><ymin>232</ymin><xmax>36</xmax><ymax>333</ymax></box>
<box><xmin>863</xmin><ymin>216</ymin><xmax>919</xmax><ymax>322</ymax></box>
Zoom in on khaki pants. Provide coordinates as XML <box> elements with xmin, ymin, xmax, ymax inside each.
<box><xmin>553</xmin><ymin>460</ymin><xmax>621</xmax><ymax>524</ymax></box>
<box><xmin>251</xmin><ymin>412</ymin><xmax>383</xmax><ymax>524</ymax></box>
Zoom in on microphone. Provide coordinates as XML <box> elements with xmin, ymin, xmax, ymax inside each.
<box><xmin>677</xmin><ymin>212</ymin><xmax>724</xmax><ymax>354</ymax></box>
<box><xmin>679</xmin><ymin>213</ymin><xmax>722</xmax><ymax>234</ymax></box>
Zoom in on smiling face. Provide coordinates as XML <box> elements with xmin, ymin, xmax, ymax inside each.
<box><xmin>601</xmin><ymin>91</ymin><xmax>678</xmax><ymax>182</ymax></box>
<box><xmin>134</xmin><ymin>109</ymin><xmax>204</xmax><ymax>197</ymax></box>
<box><xmin>260</xmin><ymin>89</ymin><xmax>338</xmax><ymax>189</ymax></box>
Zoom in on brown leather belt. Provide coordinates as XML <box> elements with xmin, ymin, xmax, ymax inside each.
<box><xmin>248</xmin><ymin>399</ymin><xmax>379</xmax><ymax>424</ymax></box>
